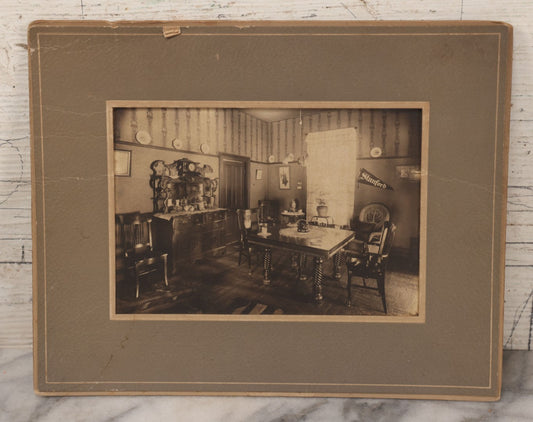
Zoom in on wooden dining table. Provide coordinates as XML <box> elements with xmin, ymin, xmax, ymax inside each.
<box><xmin>247</xmin><ymin>224</ymin><xmax>356</xmax><ymax>303</ymax></box>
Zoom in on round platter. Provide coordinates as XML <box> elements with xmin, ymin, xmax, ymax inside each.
<box><xmin>135</xmin><ymin>130</ymin><xmax>152</xmax><ymax>145</ymax></box>
<box><xmin>370</xmin><ymin>147</ymin><xmax>382</xmax><ymax>158</ymax></box>
<box><xmin>172</xmin><ymin>138</ymin><xmax>183</xmax><ymax>149</ymax></box>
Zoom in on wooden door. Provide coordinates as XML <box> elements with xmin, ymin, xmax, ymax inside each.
<box><xmin>219</xmin><ymin>155</ymin><xmax>249</xmax><ymax>244</ymax></box>
<box><xmin>220</xmin><ymin>155</ymin><xmax>249</xmax><ymax>210</ymax></box>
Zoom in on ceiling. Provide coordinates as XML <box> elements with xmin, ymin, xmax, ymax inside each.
<box><xmin>241</xmin><ymin>108</ymin><xmax>322</xmax><ymax>122</ymax></box>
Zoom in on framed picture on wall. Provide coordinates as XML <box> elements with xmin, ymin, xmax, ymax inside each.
<box><xmin>114</xmin><ymin>149</ymin><xmax>131</xmax><ymax>176</ymax></box>
<box><xmin>279</xmin><ymin>166</ymin><xmax>290</xmax><ymax>189</ymax></box>
<box><xmin>30</xmin><ymin>21</ymin><xmax>511</xmax><ymax>400</ymax></box>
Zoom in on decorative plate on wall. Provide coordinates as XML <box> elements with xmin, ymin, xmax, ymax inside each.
<box><xmin>283</xmin><ymin>153</ymin><xmax>295</xmax><ymax>164</ymax></box>
<box><xmin>268</xmin><ymin>155</ymin><xmax>276</xmax><ymax>163</ymax></box>
<box><xmin>172</xmin><ymin>138</ymin><xmax>183</xmax><ymax>150</ymax></box>
<box><xmin>200</xmin><ymin>143</ymin><xmax>210</xmax><ymax>154</ymax></box>
<box><xmin>370</xmin><ymin>147</ymin><xmax>383</xmax><ymax>158</ymax></box>
<box><xmin>135</xmin><ymin>130</ymin><xmax>152</xmax><ymax>145</ymax></box>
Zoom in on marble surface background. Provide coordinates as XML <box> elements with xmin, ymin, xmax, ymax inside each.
<box><xmin>1</xmin><ymin>348</ymin><xmax>532</xmax><ymax>421</ymax></box>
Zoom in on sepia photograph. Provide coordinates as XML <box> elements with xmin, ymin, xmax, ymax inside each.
<box><xmin>29</xmin><ymin>20</ymin><xmax>510</xmax><ymax>399</ymax></box>
<box><xmin>111</xmin><ymin>103</ymin><xmax>426</xmax><ymax>319</ymax></box>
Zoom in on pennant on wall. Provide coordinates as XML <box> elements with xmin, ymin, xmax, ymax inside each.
<box><xmin>358</xmin><ymin>168</ymin><xmax>394</xmax><ymax>191</ymax></box>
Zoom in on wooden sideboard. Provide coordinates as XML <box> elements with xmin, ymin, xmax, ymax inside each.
<box><xmin>152</xmin><ymin>208</ymin><xmax>228</xmax><ymax>275</ymax></box>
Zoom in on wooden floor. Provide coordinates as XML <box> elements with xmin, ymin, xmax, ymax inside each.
<box><xmin>116</xmin><ymin>246</ymin><xmax>419</xmax><ymax>317</ymax></box>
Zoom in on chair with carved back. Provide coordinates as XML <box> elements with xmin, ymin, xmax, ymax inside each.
<box><xmin>356</xmin><ymin>203</ymin><xmax>390</xmax><ymax>243</ymax></box>
<box><xmin>117</xmin><ymin>212</ymin><xmax>168</xmax><ymax>298</ymax></box>
<box><xmin>236</xmin><ymin>208</ymin><xmax>260</xmax><ymax>275</ymax></box>
<box><xmin>345</xmin><ymin>221</ymin><xmax>396</xmax><ymax>314</ymax></box>
<box><xmin>345</xmin><ymin>202</ymin><xmax>391</xmax><ymax>255</ymax></box>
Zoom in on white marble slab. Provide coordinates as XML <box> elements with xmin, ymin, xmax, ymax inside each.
<box><xmin>1</xmin><ymin>348</ymin><xmax>532</xmax><ymax>421</ymax></box>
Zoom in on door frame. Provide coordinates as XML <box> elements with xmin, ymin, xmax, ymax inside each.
<box><xmin>219</xmin><ymin>153</ymin><xmax>251</xmax><ymax>210</ymax></box>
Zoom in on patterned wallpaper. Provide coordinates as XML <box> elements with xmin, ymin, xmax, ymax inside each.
<box><xmin>113</xmin><ymin>108</ymin><xmax>270</xmax><ymax>162</ymax></box>
<box><xmin>269</xmin><ymin>109</ymin><xmax>422</xmax><ymax>163</ymax></box>
<box><xmin>113</xmin><ymin>108</ymin><xmax>421</xmax><ymax>163</ymax></box>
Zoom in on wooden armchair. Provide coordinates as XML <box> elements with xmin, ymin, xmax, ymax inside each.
<box><xmin>117</xmin><ymin>212</ymin><xmax>168</xmax><ymax>298</ymax></box>
<box><xmin>345</xmin><ymin>221</ymin><xmax>396</xmax><ymax>313</ymax></box>
<box><xmin>347</xmin><ymin>202</ymin><xmax>391</xmax><ymax>254</ymax></box>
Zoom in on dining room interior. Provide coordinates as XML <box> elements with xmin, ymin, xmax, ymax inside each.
<box><xmin>113</xmin><ymin>105</ymin><xmax>423</xmax><ymax>317</ymax></box>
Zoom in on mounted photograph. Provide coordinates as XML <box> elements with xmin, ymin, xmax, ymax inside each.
<box><xmin>31</xmin><ymin>21</ymin><xmax>510</xmax><ymax>399</ymax></box>
<box><xmin>110</xmin><ymin>102</ymin><xmax>427</xmax><ymax>319</ymax></box>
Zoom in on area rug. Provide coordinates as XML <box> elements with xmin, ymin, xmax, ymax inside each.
<box><xmin>231</xmin><ymin>299</ymin><xmax>284</xmax><ymax>315</ymax></box>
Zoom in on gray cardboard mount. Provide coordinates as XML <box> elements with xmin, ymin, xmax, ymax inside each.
<box><xmin>29</xmin><ymin>21</ymin><xmax>512</xmax><ymax>399</ymax></box>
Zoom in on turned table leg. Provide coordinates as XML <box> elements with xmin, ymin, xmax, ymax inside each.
<box><xmin>263</xmin><ymin>248</ymin><xmax>272</xmax><ymax>286</ymax></box>
<box><xmin>298</xmin><ymin>253</ymin><xmax>308</xmax><ymax>281</ymax></box>
<box><xmin>313</xmin><ymin>256</ymin><xmax>324</xmax><ymax>303</ymax></box>
<box><xmin>334</xmin><ymin>251</ymin><xmax>343</xmax><ymax>280</ymax></box>
<box><xmin>134</xmin><ymin>263</ymin><xmax>141</xmax><ymax>299</ymax></box>
<box><xmin>163</xmin><ymin>254</ymin><xmax>168</xmax><ymax>286</ymax></box>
